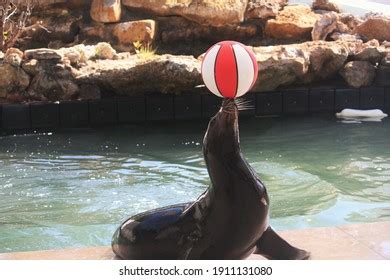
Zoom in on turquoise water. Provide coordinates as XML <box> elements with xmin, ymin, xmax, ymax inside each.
<box><xmin>0</xmin><ymin>116</ymin><xmax>390</xmax><ymax>253</ymax></box>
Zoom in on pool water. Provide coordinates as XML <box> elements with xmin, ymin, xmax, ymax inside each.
<box><xmin>1</xmin><ymin>116</ymin><xmax>390</xmax><ymax>253</ymax></box>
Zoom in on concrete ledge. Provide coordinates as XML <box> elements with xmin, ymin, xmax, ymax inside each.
<box><xmin>1</xmin><ymin>222</ymin><xmax>389</xmax><ymax>260</ymax></box>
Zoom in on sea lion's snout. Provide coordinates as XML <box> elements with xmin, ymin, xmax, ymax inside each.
<box><xmin>221</xmin><ymin>99</ymin><xmax>238</xmax><ymax>115</ymax></box>
<box><xmin>203</xmin><ymin>99</ymin><xmax>240</xmax><ymax>155</ymax></box>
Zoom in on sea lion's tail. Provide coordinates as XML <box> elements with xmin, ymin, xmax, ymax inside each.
<box><xmin>254</xmin><ymin>227</ymin><xmax>310</xmax><ymax>260</ymax></box>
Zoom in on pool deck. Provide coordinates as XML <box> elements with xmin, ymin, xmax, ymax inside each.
<box><xmin>1</xmin><ymin>221</ymin><xmax>389</xmax><ymax>260</ymax></box>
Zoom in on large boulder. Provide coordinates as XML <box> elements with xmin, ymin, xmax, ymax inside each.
<box><xmin>113</xmin><ymin>20</ymin><xmax>156</xmax><ymax>46</ymax></box>
<box><xmin>158</xmin><ymin>16</ymin><xmax>257</xmax><ymax>48</ymax></box>
<box><xmin>353</xmin><ymin>15</ymin><xmax>390</xmax><ymax>41</ymax></box>
<box><xmin>265</xmin><ymin>5</ymin><xmax>320</xmax><ymax>40</ymax></box>
<box><xmin>22</xmin><ymin>59</ymin><xmax>42</xmax><ymax>76</ymax></box>
<box><xmin>339</xmin><ymin>13</ymin><xmax>362</xmax><ymax>31</ymax></box>
<box><xmin>312</xmin><ymin>0</ymin><xmax>340</xmax><ymax>13</ymax></box>
<box><xmin>74</xmin><ymin>40</ymin><xmax>355</xmax><ymax>95</ymax></box>
<box><xmin>307</xmin><ymin>41</ymin><xmax>349</xmax><ymax>81</ymax></box>
<box><xmin>4</xmin><ymin>48</ymin><xmax>24</xmax><ymax>66</ymax></box>
<box><xmin>81</xmin><ymin>20</ymin><xmax>157</xmax><ymax>50</ymax></box>
<box><xmin>76</xmin><ymin>54</ymin><xmax>202</xmax><ymax>95</ymax></box>
<box><xmin>122</xmin><ymin>0</ymin><xmax>248</xmax><ymax>27</ymax></box>
<box><xmin>27</xmin><ymin>9</ymin><xmax>81</xmax><ymax>47</ymax></box>
<box><xmin>312</xmin><ymin>12</ymin><xmax>363</xmax><ymax>41</ymax></box>
<box><xmin>28</xmin><ymin>63</ymin><xmax>79</xmax><ymax>101</ymax></box>
<box><xmin>245</xmin><ymin>0</ymin><xmax>287</xmax><ymax>20</ymax></box>
<box><xmin>90</xmin><ymin>0</ymin><xmax>121</xmax><ymax>23</ymax></box>
<box><xmin>252</xmin><ymin>40</ymin><xmax>349</xmax><ymax>91</ymax></box>
<box><xmin>24</xmin><ymin>48</ymin><xmax>62</xmax><ymax>61</ymax></box>
<box><xmin>312</xmin><ymin>12</ymin><xmax>339</xmax><ymax>41</ymax></box>
<box><xmin>55</xmin><ymin>43</ymin><xmax>117</xmax><ymax>66</ymax></box>
<box><xmin>330</xmin><ymin>32</ymin><xmax>363</xmax><ymax>42</ymax></box>
<box><xmin>339</xmin><ymin>61</ymin><xmax>376</xmax><ymax>88</ymax></box>
<box><xmin>355</xmin><ymin>39</ymin><xmax>386</xmax><ymax>64</ymax></box>
<box><xmin>252</xmin><ymin>44</ymin><xmax>309</xmax><ymax>91</ymax></box>
<box><xmin>0</xmin><ymin>64</ymin><xmax>30</xmax><ymax>98</ymax></box>
<box><xmin>14</xmin><ymin>0</ymin><xmax>66</xmax><ymax>6</ymax></box>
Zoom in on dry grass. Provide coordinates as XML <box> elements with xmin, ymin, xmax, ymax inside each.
<box><xmin>133</xmin><ymin>41</ymin><xmax>157</xmax><ymax>60</ymax></box>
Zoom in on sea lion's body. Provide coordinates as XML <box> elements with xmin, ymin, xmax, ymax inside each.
<box><xmin>112</xmin><ymin>99</ymin><xmax>309</xmax><ymax>260</ymax></box>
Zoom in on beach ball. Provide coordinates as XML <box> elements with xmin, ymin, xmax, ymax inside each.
<box><xmin>201</xmin><ymin>41</ymin><xmax>258</xmax><ymax>99</ymax></box>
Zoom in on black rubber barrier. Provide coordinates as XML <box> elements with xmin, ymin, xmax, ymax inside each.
<box><xmin>0</xmin><ymin>86</ymin><xmax>389</xmax><ymax>133</ymax></box>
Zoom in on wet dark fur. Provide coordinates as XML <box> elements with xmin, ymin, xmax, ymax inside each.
<box><xmin>112</xmin><ymin>99</ymin><xmax>310</xmax><ymax>260</ymax></box>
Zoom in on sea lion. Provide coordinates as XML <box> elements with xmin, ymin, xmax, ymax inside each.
<box><xmin>112</xmin><ymin>99</ymin><xmax>310</xmax><ymax>260</ymax></box>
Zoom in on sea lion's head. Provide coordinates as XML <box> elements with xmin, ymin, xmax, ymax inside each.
<box><xmin>203</xmin><ymin>99</ymin><xmax>240</xmax><ymax>156</ymax></box>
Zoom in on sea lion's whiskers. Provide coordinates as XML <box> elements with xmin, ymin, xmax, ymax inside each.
<box><xmin>238</xmin><ymin>106</ymin><xmax>254</xmax><ymax>111</ymax></box>
<box><xmin>236</xmin><ymin>100</ymin><xmax>253</xmax><ymax>111</ymax></box>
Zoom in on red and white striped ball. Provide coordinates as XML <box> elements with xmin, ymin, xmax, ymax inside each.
<box><xmin>201</xmin><ymin>41</ymin><xmax>258</xmax><ymax>99</ymax></box>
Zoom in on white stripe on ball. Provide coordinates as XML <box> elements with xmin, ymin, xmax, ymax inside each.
<box><xmin>201</xmin><ymin>44</ymin><xmax>223</xmax><ymax>98</ymax></box>
<box><xmin>232</xmin><ymin>44</ymin><xmax>255</xmax><ymax>98</ymax></box>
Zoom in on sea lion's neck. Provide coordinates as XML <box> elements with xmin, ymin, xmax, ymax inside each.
<box><xmin>203</xmin><ymin>144</ymin><xmax>248</xmax><ymax>192</ymax></box>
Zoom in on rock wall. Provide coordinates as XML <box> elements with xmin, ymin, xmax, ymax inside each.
<box><xmin>0</xmin><ymin>0</ymin><xmax>389</xmax><ymax>103</ymax></box>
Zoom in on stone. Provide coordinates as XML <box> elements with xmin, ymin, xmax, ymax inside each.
<box><xmin>28</xmin><ymin>11</ymin><xmax>82</xmax><ymax>46</ymax></box>
<box><xmin>60</xmin><ymin>48</ymin><xmax>82</xmax><ymax>66</ymax></box>
<box><xmin>79</xmin><ymin>84</ymin><xmax>101</xmax><ymax>100</ymax></box>
<box><xmin>95</xmin><ymin>42</ymin><xmax>117</xmax><ymax>60</ymax></box>
<box><xmin>22</xmin><ymin>59</ymin><xmax>42</xmax><ymax>76</ymax></box>
<box><xmin>90</xmin><ymin>0</ymin><xmax>121</xmax><ymax>23</ymax></box>
<box><xmin>24</xmin><ymin>49</ymin><xmax>62</xmax><ymax>61</ymax></box>
<box><xmin>0</xmin><ymin>64</ymin><xmax>30</xmax><ymax>98</ymax></box>
<box><xmin>313</xmin><ymin>13</ymin><xmax>364</xmax><ymax>42</ymax></box>
<box><xmin>4</xmin><ymin>48</ymin><xmax>24</xmax><ymax>66</ymax></box>
<box><xmin>312</xmin><ymin>0</ymin><xmax>340</xmax><ymax>13</ymax></box>
<box><xmin>112</xmin><ymin>20</ymin><xmax>156</xmax><ymax>45</ymax></box>
<box><xmin>355</xmin><ymin>40</ymin><xmax>385</xmax><ymax>64</ymax></box>
<box><xmin>251</xmin><ymin>40</ymin><xmax>350</xmax><ymax>91</ymax></box>
<box><xmin>265</xmin><ymin>5</ymin><xmax>320</xmax><ymax>40</ymax></box>
<box><xmin>15</xmin><ymin>0</ymin><xmax>66</xmax><ymax>6</ymax></box>
<box><xmin>0</xmin><ymin>51</ymin><xmax>4</xmax><ymax>60</ymax></box>
<box><xmin>245</xmin><ymin>0</ymin><xmax>287</xmax><ymax>20</ymax></box>
<box><xmin>122</xmin><ymin>0</ymin><xmax>248</xmax><ymax>27</ymax></box>
<box><xmin>330</xmin><ymin>32</ymin><xmax>363</xmax><ymax>42</ymax></box>
<box><xmin>312</xmin><ymin>12</ymin><xmax>339</xmax><ymax>41</ymax></box>
<box><xmin>353</xmin><ymin>15</ymin><xmax>390</xmax><ymax>42</ymax></box>
<box><xmin>339</xmin><ymin>13</ymin><xmax>362</xmax><ymax>31</ymax></box>
<box><xmin>307</xmin><ymin>41</ymin><xmax>348</xmax><ymax>80</ymax></box>
<box><xmin>339</xmin><ymin>61</ymin><xmax>376</xmax><ymax>88</ymax></box>
<box><xmin>57</xmin><ymin>44</ymin><xmax>98</xmax><ymax>65</ymax></box>
<box><xmin>76</xmin><ymin>54</ymin><xmax>202</xmax><ymax>95</ymax></box>
<box><xmin>28</xmin><ymin>63</ymin><xmax>79</xmax><ymax>101</ymax></box>
<box><xmin>67</xmin><ymin>0</ymin><xmax>92</xmax><ymax>9</ymax></box>
<box><xmin>252</xmin><ymin>44</ymin><xmax>309</xmax><ymax>91</ymax></box>
<box><xmin>381</xmin><ymin>54</ymin><xmax>390</xmax><ymax>67</ymax></box>
<box><xmin>382</xmin><ymin>41</ymin><xmax>390</xmax><ymax>49</ymax></box>
<box><xmin>73</xmin><ymin>40</ymin><xmax>356</xmax><ymax>96</ymax></box>
<box><xmin>56</xmin><ymin>43</ymin><xmax>117</xmax><ymax>65</ymax></box>
<box><xmin>158</xmin><ymin>16</ymin><xmax>257</xmax><ymax>47</ymax></box>
<box><xmin>80</xmin><ymin>20</ymin><xmax>157</xmax><ymax>51</ymax></box>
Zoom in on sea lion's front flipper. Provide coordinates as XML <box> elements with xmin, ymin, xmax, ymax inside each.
<box><xmin>255</xmin><ymin>227</ymin><xmax>310</xmax><ymax>260</ymax></box>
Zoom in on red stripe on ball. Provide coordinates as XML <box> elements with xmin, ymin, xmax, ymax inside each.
<box><xmin>214</xmin><ymin>43</ymin><xmax>238</xmax><ymax>99</ymax></box>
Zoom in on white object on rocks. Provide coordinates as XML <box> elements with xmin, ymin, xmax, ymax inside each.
<box><xmin>336</xmin><ymin>108</ymin><xmax>388</xmax><ymax>121</ymax></box>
